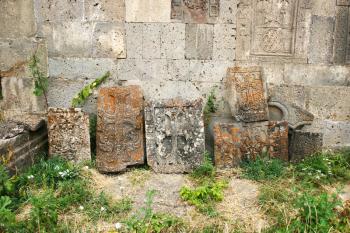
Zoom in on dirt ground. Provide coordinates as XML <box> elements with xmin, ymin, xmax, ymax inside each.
<box><xmin>89</xmin><ymin>167</ymin><xmax>268</xmax><ymax>232</ymax></box>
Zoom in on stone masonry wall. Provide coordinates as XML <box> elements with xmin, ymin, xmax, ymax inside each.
<box><xmin>0</xmin><ymin>0</ymin><xmax>349</xmax><ymax>149</ymax></box>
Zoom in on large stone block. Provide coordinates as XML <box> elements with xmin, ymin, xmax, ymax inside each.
<box><xmin>142</xmin><ymin>23</ymin><xmax>162</xmax><ymax>59</ymax></box>
<box><xmin>226</xmin><ymin>67</ymin><xmax>269</xmax><ymax>122</ymax></box>
<box><xmin>308</xmin><ymin>16</ymin><xmax>335</xmax><ymax>64</ymax></box>
<box><xmin>171</xmin><ymin>0</ymin><xmax>220</xmax><ymax>23</ymax></box>
<box><xmin>160</xmin><ymin>23</ymin><xmax>186</xmax><ymax>59</ymax></box>
<box><xmin>145</xmin><ymin>99</ymin><xmax>205</xmax><ymax>173</ymax></box>
<box><xmin>0</xmin><ymin>0</ymin><xmax>36</xmax><ymax>38</ymax></box>
<box><xmin>35</xmin><ymin>0</ymin><xmax>84</xmax><ymax>23</ymax></box>
<box><xmin>322</xmin><ymin>120</ymin><xmax>350</xmax><ymax>148</ymax></box>
<box><xmin>185</xmin><ymin>24</ymin><xmax>214</xmax><ymax>60</ymax></box>
<box><xmin>213</xmin><ymin>24</ymin><xmax>236</xmax><ymax>60</ymax></box>
<box><xmin>289</xmin><ymin>131</ymin><xmax>323</xmax><ymax>161</ymax></box>
<box><xmin>51</xmin><ymin>22</ymin><xmax>94</xmax><ymax>57</ymax></box>
<box><xmin>92</xmin><ymin>22</ymin><xmax>126</xmax><ymax>58</ymax></box>
<box><xmin>337</xmin><ymin>0</ymin><xmax>350</xmax><ymax>6</ymax></box>
<box><xmin>125</xmin><ymin>23</ymin><xmax>143</xmax><ymax>59</ymax></box>
<box><xmin>84</xmin><ymin>0</ymin><xmax>125</xmax><ymax>22</ymax></box>
<box><xmin>48</xmin><ymin>108</ymin><xmax>91</xmax><ymax>162</ymax></box>
<box><xmin>96</xmin><ymin>86</ymin><xmax>144</xmax><ymax>173</ymax></box>
<box><xmin>267</xmin><ymin>84</ymin><xmax>308</xmax><ymax>109</ymax></box>
<box><xmin>213</xmin><ymin>121</ymin><xmax>288</xmax><ymax>168</ymax></box>
<box><xmin>307</xmin><ymin>86</ymin><xmax>350</xmax><ymax>121</ymax></box>
<box><xmin>333</xmin><ymin>6</ymin><xmax>349</xmax><ymax>64</ymax></box>
<box><xmin>125</xmin><ymin>0</ymin><xmax>171</xmax><ymax>22</ymax></box>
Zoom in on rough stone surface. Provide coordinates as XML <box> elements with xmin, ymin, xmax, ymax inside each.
<box><xmin>289</xmin><ymin>131</ymin><xmax>323</xmax><ymax>161</ymax></box>
<box><xmin>185</xmin><ymin>24</ymin><xmax>214</xmax><ymax>60</ymax></box>
<box><xmin>308</xmin><ymin>16</ymin><xmax>335</xmax><ymax>64</ymax></box>
<box><xmin>213</xmin><ymin>24</ymin><xmax>236</xmax><ymax>60</ymax></box>
<box><xmin>145</xmin><ymin>99</ymin><xmax>205</xmax><ymax>173</ymax></box>
<box><xmin>226</xmin><ymin>67</ymin><xmax>269</xmax><ymax>122</ymax></box>
<box><xmin>213</xmin><ymin>121</ymin><xmax>288</xmax><ymax>168</ymax></box>
<box><xmin>0</xmin><ymin>0</ymin><xmax>36</xmax><ymax>38</ymax></box>
<box><xmin>171</xmin><ymin>0</ymin><xmax>220</xmax><ymax>23</ymax></box>
<box><xmin>125</xmin><ymin>0</ymin><xmax>171</xmax><ymax>22</ymax></box>
<box><xmin>0</xmin><ymin>120</ymin><xmax>47</xmax><ymax>174</ymax></box>
<box><xmin>84</xmin><ymin>0</ymin><xmax>125</xmax><ymax>22</ymax></box>
<box><xmin>96</xmin><ymin>86</ymin><xmax>144</xmax><ymax>173</ymax></box>
<box><xmin>48</xmin><ymin>108</ymin><xmax>90</xmax><ymax>162</ymax></box>
<box><xmin>92</xmin><ymin>22</ymin><xmax>126</xmax><ymax>58</ymax></box>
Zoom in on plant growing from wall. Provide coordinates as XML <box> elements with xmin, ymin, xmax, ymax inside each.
<box><xmin>203</xmin><ymin>87</ymin><xmax>218</xmax><ymax>124</ymax></box>
<box><xmin>71</xmin><ymin>71</ymin><xmax>110</xmax><ymax>108</ymax></box>
<box><xmin>29</xmin><ymin>55</ymin><xmax>48</xmax><ymax>109</ymax></box>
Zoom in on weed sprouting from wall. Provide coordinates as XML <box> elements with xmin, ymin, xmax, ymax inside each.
<box><xmin>29</xmin><ymin>55</ymin><xmax>48</xmax><ymax>109</ymax></box>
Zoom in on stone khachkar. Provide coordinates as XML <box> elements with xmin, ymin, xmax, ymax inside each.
<box><xmin>171</xmin><ymin>0</ymin><xmax>220</xmax><ymax>23</ymax></box>
<box><xmin>289</xmin><ymin>131</ymin><xmax>323</xmax><ymax>162</ymax></box>
<box><xmin>48</xmin><ymin>108</ymin><xmax>90</xmax><ymax>162</ymax></box>
<box><xmin>96</xmin><ymin>86</ymin><xmax>144</xmax><ymax>173</ymax></box>
<box><xmin>213</xmin><ymin>121</ymin><xmax>288</xmax><ymax>168</ymax></box>
<box><xmin>226</xmin><ymin>66</ymin><xmax>269</xmax><ymax>122</ymax></box>
<box><xmin>145</xmin><ymin>98</ymin><xmax>205</xmax><ymax>173</ymax></box>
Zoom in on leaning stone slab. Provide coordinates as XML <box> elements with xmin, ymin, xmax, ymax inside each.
<box><xmin>289</xmin><ymin>131</ymin><xmax>323</xmax><ymax>162</ymax></box>
<box><xmin>226</xmin><ymin>67</ymin><xmax>269</xmax><ymax>122</ymax></box>
<box><xmin>96</xmin><ymin>86</ymin><xmax>145</xmax><ymax>173</ymax></box>
<box><xmin>268</xmin><ymin>101</ymin><xmax>314</xmax><ymax>129</ymax></box>
<box><xmin>145</xmin><ymin>98</ymin><xmax>205</xmax><ymax>173</ymax></box>
<box><xmin>212</xmin><ymin>121</ymin><xmax>288</xmax><ymax>168</ymax></box>
<box><xmin>48</xmin><ymin>108</ymin><xmax>90</xmax><ymax>162</ymax></box>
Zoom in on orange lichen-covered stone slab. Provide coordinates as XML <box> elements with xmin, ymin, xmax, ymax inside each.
<box><xmin>96</xmin><ymin>86</ymin><xmax>144</xmax><ymax>173</ymax></box>
<box><xmin>213</xmin><ymin>121</ymin><xmax>288</xmax><ymax>168</ymax></box>
<box><xmin>48</xmin><ymin>108</ymin><xmax>90</xmax><ymax>163</ymax></box>
<box><xmin>226</xmin><ymin>67</ymin><xmax>269</xmax><ymax>122</ymax></box>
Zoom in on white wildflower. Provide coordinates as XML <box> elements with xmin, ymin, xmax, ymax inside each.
<box><xmin>79</xmin><ymin>206</ymin><xmax>84</xmax><ymax>210</ymax></box>
<box><xmin>315</xmin><ymin>175</ymin><xmax>320</xmax><ymax>180</ymax></box>
<box><xmin>115</xmin><ymin>222</ymin><xmax>122</xmax><ymax>229</ymax></box>
<box><xmin>101</xmin><ymin>206</ymin><xmax>106</xmax><ymax>212</ymax></box>
<box><xmin>27</xmin><ymin>175</ymin><xmax>34</xmax><ymax>179</ymax></box>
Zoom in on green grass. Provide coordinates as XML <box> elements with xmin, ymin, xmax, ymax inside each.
<box><xmin>0</xmin><ymin>156</ymin><xmax>132</xmax><ymax>233</ymax></box>
<box><xmin>253</xmin><ymin>150</ymin><xmax>350</xmax><ymax>233</ymax></box>
<box><xmin>180</xmin><ymin>152</ymin><xmax>228</xmax><ymax>216</ymax></box>
<box><xmin>240</xmin><ymin>155</ymin><xmax>286</xmax><ymax>181</ymax></box>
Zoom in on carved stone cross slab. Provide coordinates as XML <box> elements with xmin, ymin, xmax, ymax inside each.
<box><xmin>213</xmin><ymin>121</ymin><xmax>288</xmax><ymax>168</ymax></box>
<box><xmin>145</xmin><ymin>98</ymin><xmax>205</xmax><ymax>173</ymax></box>
<box><xmin>96</xmin><ymin>86</ymin><xmax>144</xmax><ymax>173</ymax></box>
<box><xmin>226</xmin><ymin>66</ymin><xmax>269</xmax><ymax>122</ymax></box>
<box><xmin>48</xmin><ymin>108</ymin><xmax>90</xmax><ymax>162</ymax></box>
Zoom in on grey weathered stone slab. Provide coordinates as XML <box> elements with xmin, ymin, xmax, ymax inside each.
<box><xmin>48</xmin><ymin>108</ymin><xmax>90</xmax><ymax>162</ymax></box>
<box><xmin>0</xmin><ymin>0</ymin><xmax>36</xmax><ymax>38</ymax></box>
<box><xmin>333</xmin><ymin>6</ymin><xmax>349</xmax><ymax>64</ymax></box>
<box><xmin>125</xmin><ymin>0</ymin><xmax>171</xmax><ymax>22</ymax></box>
<box><xmin>267</xmin><ymin>84</ymin><xmax>308</xmax><ymax>109</ymax></box>
<box><xmin>84</xmin><ymin>0</ymin><xmax>125</xmax><ymax>22</ymax></box>
<box><xmin>213</xmin><ymin>24</ymin><xmax>236</xmax><ymax>60</ymax></box>
<box><xmin>92</xmin><ymin>22</ymin><xmax>126</xmax><ymax>58</ymax></box>
<box><xmin>289</xmin><ymin>131</ymin><xmax>323</xmax><ymax>161</ymax></box>
<box><xmin>268</xmin><ymin>101</ymin><xmax>314</xmax><ymax>129</ymax></box>
<box><xmin>185</xmin><ymin>24</ymin><xmax>214</xmax><ymax>60</ymax></box>
<box><xmin>226</xmin><ymin>66</ymin><xmax>269</xmax><ymax>122</ymax></box>
<box><xmin>309</xmin><ymin>16</ymin><xmax>335</xmax><ymax>64</ymax></box>
<box><xmin>145</xmin><ymin>98</ymin><xmax>205</xmax><ymax>173</ymax></box>
<box><xmin>322</xmin><ymin>120</ymin><xmax>350</xmax><ymax>148</ymax></box>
